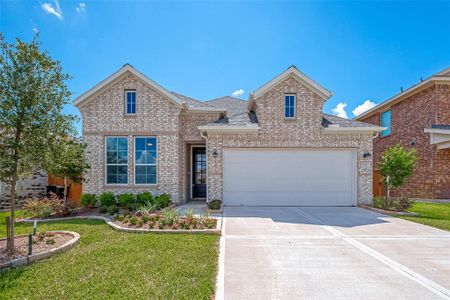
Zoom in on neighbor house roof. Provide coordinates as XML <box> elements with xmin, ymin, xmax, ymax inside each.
<box><xmin>73</xmin><ymin>64</ymin><xmax>184</xmax><ymax>108</ymax></box>
<box><xmin>355</xmin><ymin>67</ymin><xmax>450</xmax><ymax>120</ymax></box>
<box><xmin>206</xmin><ymin>96</ymin><xmax>248</xmax><ymax>117</ymax></box>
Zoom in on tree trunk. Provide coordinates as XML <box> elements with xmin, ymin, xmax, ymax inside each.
<box><xmin>8</xmin><ymin>174</ymin><xmax>17</xmax><ymax>254</ymax></box>
<box><xmin>63</xmin><ymin>175</ymin><xmax>68</xmax><ymax>206</ymax></box>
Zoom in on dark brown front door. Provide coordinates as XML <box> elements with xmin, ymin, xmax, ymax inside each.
<box><xmin>192</xmin><ymin>147</ymin><xmax>207</xmax><ymax>198</ymax></box>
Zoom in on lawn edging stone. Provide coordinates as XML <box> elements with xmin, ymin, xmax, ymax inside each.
<box><xmin>22</xmin><ymin>215</ymin><xmax>222</xmax><ymax>235</ymax></box>
<box><xmin>0</xmin><ymin>231</ymin><xmax>80</xmax><ymax>271</ymax></box>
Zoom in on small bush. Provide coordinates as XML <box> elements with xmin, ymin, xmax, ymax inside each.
<box><xmin>161</xmin><ymin>207</ymin><xmax>179</xmax><ymax>226</ymax></box>
<box><xmin>116</xmin><ymin>215</ymin><xmax>125</xmax><ymax>222</ymax></box>
<box><xmin>118</xmin><ymin>193</ymin><xmax>135</xmax><ymax>208</ymax></box>
<box><xmin>129</xmin><ymin>216</ymin><xmax>138</xmax><ymax>226</ymax></box>
<box><xmin>46</xmin><ymin>238</ymin><xmax>56</xmax><ymax>245</ymax></box>
<box><xmin>99</xmin><ymin>206</ymin><xmax>108</xmax><ymax>214</ymax></box>
<box><xmin>99</xmin><ymin>192</ymin><xmax>116</xmax><ymax>207</ymax></box>
<box><xmin>136</xmin><ymin>192</ymin><xmax>154</xmax><ymax>205</ymax></box>
<box><xmin>207</xmin><ymin>199</ymin><xmax>222</xmax><ymax>210</ymax></box>
<box><xmin>80</xmin><ymin>194</ymin><xmax>97</xmax><ymax>207</ymax></box>
<box><xmin>23</xmin><ymin>193</ymin><xmax>70</xmax><ymax>218</ymax></box>
<box><xmin>155</xmin><ymin>194</ymin><xmax>171</xmax><ymax>208</ymax></box>
<box><xmin>106</xmin><ymin>205</ymin><xmax>119</xmax><ymax>215</ymax></box>
<box><xmin>372</xmin><ymin>197</ymin><xmax>414</xmax><ymax>212</ymax></box>
<box><xmin>142</xmin><ymin>215</ymin><xmax>150</xmax><ymax>223</ymax></box>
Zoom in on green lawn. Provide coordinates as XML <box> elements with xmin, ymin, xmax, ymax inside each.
<box><xmin>0</xmin><ymin>211</ymin><xmax>219</xmax><ymax>299</ymax></box>
<box><xmin>399</xmin><ymin>202</ymin><xmax>450</xmax><ymax>232</ymax></box>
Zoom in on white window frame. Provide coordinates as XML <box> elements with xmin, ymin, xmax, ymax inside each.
<box><xmin>134</xmin><ymin>136</ymin><xmax>158</xmax><ymax>185</ymax></box>
<box><xmin>284</xmin><ymin>94</ymin><xmax>296</xmax><ymax>118</ymax></box>
<box><xmin>125</xmin><ymin>90</ymin><xmax>137</xmax><ymax>115</ymax></box>
<box><xmin>105</xmin><ymin>136</ymin><xmax>128</xmax><ymax>185</ymax></box>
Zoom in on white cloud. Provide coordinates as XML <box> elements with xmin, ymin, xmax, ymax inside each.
<box><xmin>331</xmin><ymin>102</ymin><xmax>348</xmax><ymax>119</ymax></box>
<box><xmin>76</xmin><ymin>3</ymin><xmax>86</xmax><ymax>12</ymax></box>
<box><xmin>231</xmin><ymin>89</ymin><xmax>244</xmax><ymax>97</ymax></box>
<box><xmin>352</xmin><ymin>100</ymin><xmax>377</xmax><ymax>117</ymax></box>
<box><xmin>32</xmin><ymin>26</ymin><xmax>39</xmax><ymax>34</ymax></box>
<box><xmin>41</xmin><ymin>0</ymin><xmax>63</xmax><ymax>20</ymax></box>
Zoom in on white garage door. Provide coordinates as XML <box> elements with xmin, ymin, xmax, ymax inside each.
<box><xmin>223</xmin><ymin>149</ymin><xmax>357</xmax><ymax>206</ymax></box>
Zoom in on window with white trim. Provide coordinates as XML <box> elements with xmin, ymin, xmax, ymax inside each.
<box><xmin>135</xmin><ymin>137</ymin><xmax>157</xmax><ymax>184</ymax></box>
<box><xmin>285</xmin><ymin>94</ymin><xmax>295</xmax><ymax>118</ymax></box>
<box><xmin>106</xmin><ymin>137</ymin><xmax>128</xmax><ymax>184</ymax></box>
<box><xmin>125</xmin><ymin>90</ymin><xmax>136</xmax><ymax>114</ymax></box>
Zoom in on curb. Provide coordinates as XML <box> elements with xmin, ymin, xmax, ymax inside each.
<box><xmin>0</xmin><ymin>231</ymin><xmax>80</xmax><ymax>272</ymax></box>
<box><xmin>359</xmin><ymin>205</ymin><xmax>419</xmax><ymax>217</ymax></box>
<box><xmin>22</xmin><ymin>215</ymin><xmax>222</xmax><ymax>235</ymax></box>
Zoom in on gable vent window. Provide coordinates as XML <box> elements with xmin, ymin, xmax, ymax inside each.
<box><xmin>125</xmin><ymin>90</ymin><xmax>136</xmax><ymax>114</ymax></box>
<box><xmin>284</xmin><ymin>94</ymin><xmax>296</xmax><ymax>118</ymax></box>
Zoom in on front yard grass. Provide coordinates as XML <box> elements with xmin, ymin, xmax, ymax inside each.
<box><xmin>0</xmin><ymin>211</ymin><xmax>219</xmax><ymax>299</ymax></box>
<box><xmin>399</xmin><ymin>202</ymin><xmax>450</xmax><ymax>232</ymax></box>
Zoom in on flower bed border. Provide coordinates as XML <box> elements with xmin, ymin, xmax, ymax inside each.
<box><xmin>21</xmin><ymin>215</ymin><xmax>222</xmax><ymax>235</ymax></box>
<box><xmin>359</xmin><ymin>204</ymin><xmax>419</xmax><ymax>217</ymax></box>
<box><xmin>0</xmin><ymin>231</ymin><xmax>80</xmax><ymax>271</ymax></box>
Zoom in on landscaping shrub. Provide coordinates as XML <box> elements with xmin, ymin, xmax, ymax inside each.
<box><xmin>161</xmin><ymin>207</ymin><xmax>180</xmax><ymax>226</ymax></box>
<box><xmin>106</xmin><ymin>205</ymin><xmax>119</xmax><ymax>215</ymax></box>
<box><xmin>99</xmin><ymin>206</ymin><xmax>108</xmax><ymax>214</ymax></box>
<box><xmin>99</xmin><ymin>192</ymin><xmax>116</xmax><ymax>207</ymax></box>
<box><xmin>136</xmin><ymin>191</ymin><xmax>154</xmax><ymax>205</ymax></box>
<box><xmin>23</xmin><ymin>193</ymin><xmax>70</xmax><ymax>218</ymax></box>
<box><xmin>155</xmin><ymin>194</ymin><xmax>171</xmax><ymax>208</ymax></box>
<box><xmin>129</xmin><ymin>216</ymin><xmax>138</xmax><ymax>226</ymax></box>
<box><xmin>207</xmin><ymin>199</ymin><xmax>222</xmax><ymax>210</ymax></box>
<box><xmin>80</xmin><ymin>194</ymin><xmax>97</xmax><ymax>207</ymax></box>
<box><xmin>372</xmin><ymin>196</ymin><xmax>414</xmax><ymax>212</ymax></box>
<box><xmin>118</xmin><ymin>193</ymin><xmax>135</xmax><ymax>208</ymax></box>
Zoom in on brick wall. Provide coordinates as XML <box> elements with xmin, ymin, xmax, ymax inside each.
<box><xmin>207</xmin><ymin>76</ymin><xmax>374</xmax><ymax>205</ymax></box>
<box><xmin>360</xmin><ymin>84</ymin><xmax>450</xmax><ymax>199</ymax></box>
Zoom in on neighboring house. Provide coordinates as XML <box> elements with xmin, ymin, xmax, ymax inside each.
<box><xmin>73</xmin><ymin>64</ymin><xmax>383</xmax><ymax>206</ymax></box>
<box><xmin>0</xmin><ymin>171</ymin><xmax>48</xmax><ymax>209</ymax></box>
<box><xmin>356</xmin><ymin>67</ymin><xmax>450</xmax><ymax>200</ymax></box>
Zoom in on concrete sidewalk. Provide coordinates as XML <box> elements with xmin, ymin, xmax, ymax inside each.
<box><xmin>217</xmin><ymin>206</ymin><xmax>450</xmax><ymax>300</ymax></box>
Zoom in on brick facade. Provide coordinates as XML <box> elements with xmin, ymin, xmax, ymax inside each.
<box><xmin>360</xmin><ymin>84</ymin><xmax>450</xmax><ymax>199</ymax></box>
<box><xmin>207</xmin><ymin>76</ymin><xmax>374</xmax><ymax>204</ymax></box>
<box><xmin>77</xmin><ymin>68</ymin><xmax>376</xmax><ymax>205</ymax></box>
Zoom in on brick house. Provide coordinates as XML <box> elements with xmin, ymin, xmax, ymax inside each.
<box><xmin>356</xmin><ymin>67</ymin><xmax>450</xmax><ymax>200</ymax></box>
<box><xmin>74</xmin><ymin>64</ymin><xmax>383</xmax><ymax>206</ymax></box>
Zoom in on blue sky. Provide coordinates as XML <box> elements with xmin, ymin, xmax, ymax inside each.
<box><xmin>2</xmin><ymin>1</ymin><xmax>450</xmax><ymax>133</ymax></box>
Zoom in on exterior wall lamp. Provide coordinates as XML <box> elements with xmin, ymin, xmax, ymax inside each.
<box><xmin>211</xmin><ymin>150</ymin><xmax>219</xmax><ymax>157</ymax></box>
<box><xmin>363</xmin><ymin>152</ymin><xmax>371</xmax><ymax>158</ymax></box>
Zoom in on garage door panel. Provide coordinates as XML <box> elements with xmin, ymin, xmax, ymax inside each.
<box><xmin>223</xmin><ymin>149</ymin><xmax>356</xmax><ymax>206</ymax></box>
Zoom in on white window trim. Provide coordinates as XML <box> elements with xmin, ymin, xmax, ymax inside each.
<box><xmin>105</xmin><ymin>136</ymin><xmax>128</xmax><ymax>185</ymax></box>
<box><xmin>125</xmin><ymin>90</ymin><xmax>137</xmax><ymax>115</ymax></box>
<box><xmin>284</xmin><ymin>94</ymin><xmax>296</xmax><ymax>118</ymax></box>
<box><xmin>134</xmin><ymin>136</ymin><xmax>158</xmax><ymax>185</ymax></box>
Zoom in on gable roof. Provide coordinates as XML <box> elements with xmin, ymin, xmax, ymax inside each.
<box><xmin>250</xmin><ymin>66</ymin><xmax>332</xmax><ymax>102</ymax></box>
<box><xmin>355</xmin><ymin>66</ymin><xmax>450</xmax><ymax>120</ymax></box>
<box><xmin>206</xmin><ymin>96</ymin><xmax>248</xmax><ymax>117</ymax></box>
<box><xmin>73</xmin><ymin>64</ymin><xmax>184</xmax><ymax>108</ymax></box>
<box><xmin>171</xmin><ymin>92</ymin><xmax>215</xmax><ymax>109</ymax></box>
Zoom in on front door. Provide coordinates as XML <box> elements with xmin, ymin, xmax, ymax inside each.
<box><xmin>192</xmin><ymin>147</ymin><xmax>207</xmax><ymax>198</ymax></box>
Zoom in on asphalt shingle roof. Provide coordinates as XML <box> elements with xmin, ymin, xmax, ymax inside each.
<box><xmin>322</xmin><ymin>114</ymin><xmax>378</xmax><ymax>128</ymax></box>
<box><xmin>206</xmin><ymin>96</ymin><xmax>248</xmax><ymax>117</ymax></box>
<box><xmin>170</xmin><ymin>92</ymin><xmax>215</xmax><ymax>109</ymax></box>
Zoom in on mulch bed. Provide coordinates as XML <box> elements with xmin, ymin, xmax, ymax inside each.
<box><xmin>0</xmin><ymin>232</ymin><xmax>73</xmax><ymax>265</ymax></box>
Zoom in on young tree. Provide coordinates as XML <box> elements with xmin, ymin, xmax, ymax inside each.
<box><xmin>46</xmin><ymin>138</ymin><xmax>90</xmax><ymax>205</ymax></box>
<box><xmin>379</xmin><ymin>144</ymin><xmax>417</xmax><ymax>204</ymax></box>
<box><xmin>0</xmin><ymin>34</ymin><xmax>76</xmax><ymax>253</ymax></box>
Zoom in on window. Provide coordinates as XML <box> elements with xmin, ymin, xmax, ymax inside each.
<box><xmin>285</xmin><ymin>95</ymin><xmax>295</xmax><ymax>118</ymax></box>
<box><xmin>381</xmin><ymin>110</ymin><xmax>391</xmax><ymax>137</ymax></box>
<box><xmin>106</xmin><ymin>137</ymin><xmax>128</xmax><ymax>184</ymax></box>
<box><xmin>125</xmin><ymin>91</ymin><xmax>136</xmax><ymax>114</ymax></box>
<box><xmin>135</xmin><ymin>137</ymin><xmax>157</xmax><ymax>184</ymax></box>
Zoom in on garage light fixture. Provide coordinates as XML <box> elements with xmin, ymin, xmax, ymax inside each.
<box><xmin>363</xmin><ymin>152</ymin><xmax>371</xmax><ymax>158</ymax></box>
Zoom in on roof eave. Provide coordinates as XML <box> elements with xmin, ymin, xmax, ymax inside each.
<box><xmin>73</xmin><ymin>64</ymin><xmax>184</xmax><ymax>108</ymax></box>
<box><xmin>355</xmin><ymin>77</ymin><xmax>450</xmax><ymax>120</ymax></box>
<box><xmin>322</xmin><ymin>126</ymin><xmax>385</xmax><ymax>134</ymax></box>
<box><xmin>197</xmin><ymin>125</ymin><xmax>260</xmax><ymax>133</ymax></box>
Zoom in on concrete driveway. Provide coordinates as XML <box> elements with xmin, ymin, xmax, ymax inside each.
<box><xmin>216</xmin><ymin>207</ymin><xmax>450</xmax><ymax>300</ymax></box>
